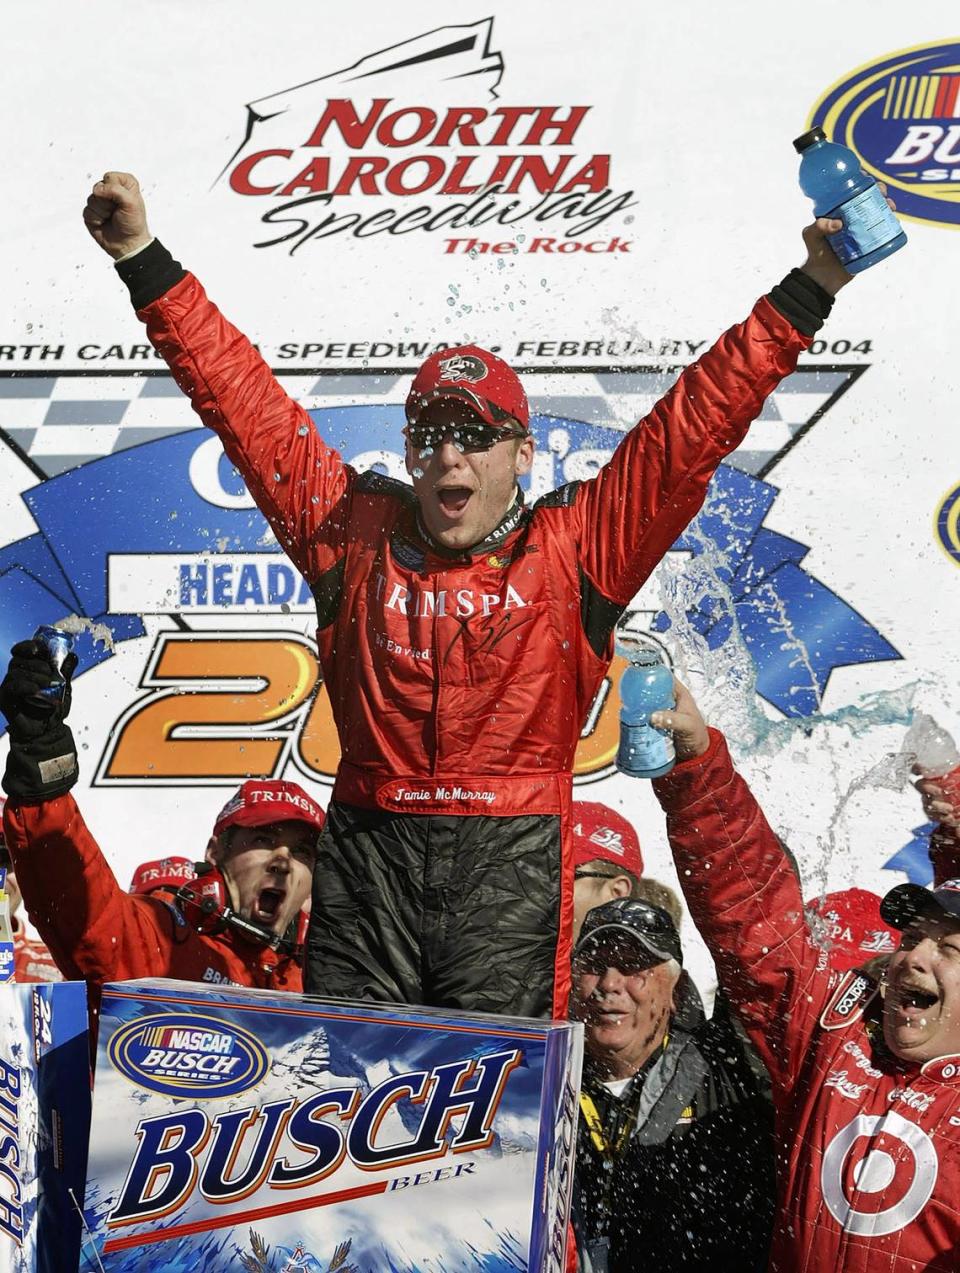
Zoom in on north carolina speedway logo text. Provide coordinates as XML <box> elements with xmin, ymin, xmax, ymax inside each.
<box><xmin>821</xmin><ymin>1112</ymin><xmax>938</xmax><ymax>1236</ymax></box>
<box><xmin>103</xmin><ymin>1048</ymin><xmax>520</xmax><ymax>1241</ymax></box>
<box><xmin>0</xmin><ymin>361</ymin><xmax>897</xmax><ymax>788</ymax></box>
<box><xmin>217</xmin><ymin>18</ymin><xmax>635</xmax><ymax>252</ymax></box>
<box><xmin>108</xmin><ymin>1013</ymin><xmax>269</xmax><ymax>1098</ymax></box>
<box><xmin>809</xmin><ymin>41</ymin><xmax>960</xmax><ymax>228</ymax></box>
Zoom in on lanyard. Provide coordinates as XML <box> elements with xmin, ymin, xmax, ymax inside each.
<box><xmin>579</xmin><ymin>1034</ymin><xmax>670</xmax><ymax>1160</ymax></box>
<box><xmin>579</xmin><ymin>1089</ymin><xmax>634</xmax><ymax>1159</ymax></box>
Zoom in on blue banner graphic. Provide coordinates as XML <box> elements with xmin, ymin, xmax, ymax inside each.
<box><xmin>884</xmin><ymin>822</ymin><xmax>935</xmax><ymax>886</ymax></box>
<box><xmin>0</xmin><ymin>368</ymin><xmax>898</xmax><ymax>725</ymax></box>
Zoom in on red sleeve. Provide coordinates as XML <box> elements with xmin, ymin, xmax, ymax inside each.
<box><xmin>930</xmin><ymin>827</ymin><xmax>960</xmax><ymax>887</ymax></box>
<box><xmin>573</xmin><ymin>297</ymin><xmax>808</xmax><ymax>606</ymax></box>
<box><xmin>652</xmin><ymin>728</ymin><xmax>833</xmax><ymax>1093</ymax></box>
<box><xmin>138</xmin><ymin>273</ymin><xmax>353</xmax><ymax>583</ymax></box>
<box><xmin>3</xmin><ymin>795</ymin><xmax>177</xmax><ymax>983</ymax></box>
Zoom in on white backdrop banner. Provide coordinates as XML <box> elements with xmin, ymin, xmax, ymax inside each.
<box><xmin>2</xmin><ymin>2</ymin><xmax>959</xmax><ymax>996</ymax></box>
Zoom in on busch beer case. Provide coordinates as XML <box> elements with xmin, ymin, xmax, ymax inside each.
<box><xmin>0</xmin><ymin>982</ymin><xmax>91</xmax><ymax>1273</ymax></box>
<box><xmin>83</xmin><ymin>979</ymin><xmax>583</xmax><ymax>1271</ymax></box>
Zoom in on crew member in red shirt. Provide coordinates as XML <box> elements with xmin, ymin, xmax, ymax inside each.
<box><xmin>649</xmin><ymin>682</ymin><xmax>960</xmax><ymax>1271</ymax></box>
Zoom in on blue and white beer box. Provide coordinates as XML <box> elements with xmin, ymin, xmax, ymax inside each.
<box><xmin>83</xmin><ymin>980</ymin><xmax>583</xmax><ymax>1272</ymax></box>
<box><xmin>0</xmin><ymin>981</ymin><xmax>90</xmax><ymax>1273</ymax></box>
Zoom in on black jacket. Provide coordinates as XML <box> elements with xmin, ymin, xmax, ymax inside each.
<box><xmin>572</xmin><ymin>977</ymin><xmax>775</xmax><ymax>1272</ymax></box>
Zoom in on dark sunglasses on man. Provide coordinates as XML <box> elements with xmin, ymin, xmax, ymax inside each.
<box><xmin>404</xmin><ymin>420</ymin><xmax>528</xmax><ymax>454</ymax></box>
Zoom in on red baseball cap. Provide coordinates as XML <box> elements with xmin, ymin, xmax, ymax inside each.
<box><xmin>807</xmin><ymin>887</ymin><xmax>898</xmax><ymax>970</ymax></box>
<box><xmin>212</xmin><ymin>780</ymin><xmax>326</xmax><ymax>839</ymax></box>
<box><xmin>406</xmin><ymin>345</ymin><xmax>529</xmax><ymax>430</ymax></box>
<box><xmin>572</xmin><ymin>802</ymin><xmax>644</xmax><ymax>879</ymax></box>
<box><xmin>129</xmin><ymin>856</ymin><xmax>197</xmax><ymax>896</ymax></box>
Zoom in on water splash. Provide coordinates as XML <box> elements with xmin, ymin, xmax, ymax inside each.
<box><xmin>653</xmin><ymin>484</ymin><xmax>931</xmax><ymax>912</ymax></box>
<box><xmin>58</xmin><ymin>614</ymin><xmax>116</xmax><ymax>652</ymax></box>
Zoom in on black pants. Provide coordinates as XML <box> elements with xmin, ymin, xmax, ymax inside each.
<box><xmin>305</xmin><ymin>800</ymin><xmax>563</xmax><ymax>1016</ymax></box>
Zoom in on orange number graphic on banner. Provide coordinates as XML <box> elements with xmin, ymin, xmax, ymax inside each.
<box><xmin>296</xmin><ymin>678</ymin><xmax>342</xmax><ymax>780</ymax></box>
<box><xmin>101</xmin><ymin>633</ymin><xmax>624</xmax><ymax>784</ymax></box>
<box><xmin>102</xmin><ymin>634</ymin><xmax>323</xmax><ymax>781</ymax></box>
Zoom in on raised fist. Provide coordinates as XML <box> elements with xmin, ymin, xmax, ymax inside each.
<box><xmin>1</xmin><ymin>638</ymin><xmax>79</xmax><ymax>803</ymax></box>
<box><xmin>82</xmin><ymin>171</ymin><xmax>152</xmax><ymax>260</ymax></box>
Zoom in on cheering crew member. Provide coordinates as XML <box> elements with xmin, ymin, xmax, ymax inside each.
<box><xmin>570</xmin><ymin>899</ymin><xmax>774</xmax><ymax>1272</ymax></box>
<box><xmin>0</xmin><ymin>638</ymin><xmax>321</xmax><ymax>995</ymax></box>
<box><xmin>83</xmin><ymin>170</ymin><xmax>867</xmax><ymax>1017</ymax></box>
<box><xmin>651</xmin><ymin>683</ymin><xmax>960</xmax><ymax>1272</ymax></box>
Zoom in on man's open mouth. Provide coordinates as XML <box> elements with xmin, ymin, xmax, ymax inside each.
<box><xmin>436</xmin><ymin>487</ymin><xmax>472</xmax><ymax>515</ymax></box>
<box><xmin>253</xmin><ymin>888</ymin><xmax>285</xmax><ymax>924</ymax></box>
<box><xmin>892</xmin><ymin>985</ymin><xmax>940</xmax><ymax>1016</ymax></box>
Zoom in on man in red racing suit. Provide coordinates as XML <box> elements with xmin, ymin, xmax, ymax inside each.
<box><xmin>5</xmin><ymin>794</ymin><xmax>307</xmax><ymax>995</ymax></box>
<box><xmin>83</xmin><ymin>170</ymin><xmax>859</xmax><ymax>1018</ymax></box>
<box><xmin>650</xmin><ymin>685</ymin><xmax>960</xmax><ymax>1272</ymax></box>
<box><xmin>0</xmin><ymin>635</ymin><xmax>322</xmax><ymax>999</ymax></box>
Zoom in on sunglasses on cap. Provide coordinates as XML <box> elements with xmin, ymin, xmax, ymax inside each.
<box><xmin>575</xmin><ymin>897</ymin><xmax>683</xmax><ymax>966</ymax></box>
<box><xmin>404</xmin><ymin>420</ymin><xmax>528</xmax><ymax>454</ymax></box>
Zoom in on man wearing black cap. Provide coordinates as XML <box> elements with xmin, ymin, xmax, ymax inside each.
<box><xmin>651</xmin><ymin>683</ymin><xmax>960</xmax><ymax>1273</ymax></box>
<box><xmin>570</xmin><ymin>897</ymin><xmax>775</xmax><ymax>1272</ymax></box>
<box><xmin>81</xmin><ymin>170</ymin><xmax>865</xmax><ymax>1017</ymax></box>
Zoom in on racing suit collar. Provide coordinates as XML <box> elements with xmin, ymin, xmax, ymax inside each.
<box><xmin>415</xmin><ymin>486</ymin><xmax>527</xmax><ymax>561</ymax></box>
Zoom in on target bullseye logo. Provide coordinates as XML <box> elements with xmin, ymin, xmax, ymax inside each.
<box><xmin>821</xmin><ymin>1112</ymin><xmax>938</xmax><ymax>1236</ymax></box>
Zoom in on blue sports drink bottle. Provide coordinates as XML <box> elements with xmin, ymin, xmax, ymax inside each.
<box><xmin>794</xmin><ymin>127</ymin><xmax>906</xmax><ymax>273</ymax></box>
<box><xmin>615</xmin><ymin>640</ymin><xmax>675</xmax><ymax>779</ymax></box>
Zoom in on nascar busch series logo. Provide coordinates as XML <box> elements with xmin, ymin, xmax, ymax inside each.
<box><xmin>809</xmin><ymin>40</ymin><xmax>960</xmax><ymax>229</ymax></box>
<box><xmin>108</xmin><ymin>1013</ymin><xmax>269</xmax><ymax>1098</ymax></box>
<box><xmin>103</xmin><ymin>1048</ymin><xmax>521</xmax><ymax>1237</ymax></box>
<box><xmin>216</xmin><ymin>18</ymin><xmax>634</xmax><ymax>253</ymax></box>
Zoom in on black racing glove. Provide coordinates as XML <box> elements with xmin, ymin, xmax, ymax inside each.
<box><xmin>0</xmin><ymin>639</ymin><xmax>79</xmax><ymax>803</ymax></box>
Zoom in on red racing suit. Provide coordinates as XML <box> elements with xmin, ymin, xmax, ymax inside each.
<box><xmin>117</xmin><ymin>241</ymin><xmax>822</xmax><ymax>1017</ymax></box>
<box><xmin>3</xmin><ymin>796</ymin><xmax>302</xmax><ymax>995</ymax></box>
<box><xmin>654</xmin><ymin>730</ymin><xmax>960</xmax><ymax>1273</ymax></box>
